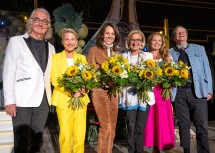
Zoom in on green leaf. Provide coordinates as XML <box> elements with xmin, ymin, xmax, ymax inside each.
<box><xmin>53</xmin><ymin>3</ymin><xmax>83</xmax><ymax>33</ymax></box>
<box><xmin>137</xmin><ymin>82</ymin><xmax>143</xmax><ymax>90</ymax></box>
<box><xmin>163</xmin><ymin>82</ymin><xmax>171</xmax><ymax>88</ymax></box>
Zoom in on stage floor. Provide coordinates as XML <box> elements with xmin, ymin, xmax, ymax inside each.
<box><xmin>42</xmin><ymin>114</ymin><xmax>215</xmax><ymax>153</ymax></box>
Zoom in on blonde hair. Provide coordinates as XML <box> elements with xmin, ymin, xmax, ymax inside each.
<box><xmin>61</xmin><ymin>28</ymin><xmax>78</xmax><ymax>40</ymax></box>
<box><xmin>25</xmin><ymin>8</ymin><xmax>53</xmax><ymax>39</ymax></box>
<box><xmin>61</xmin><ymin>28</ymin><xmax>78</xmax><ymax>49</ymax></box>
<box><xmin>125</xmin><ymin>30</ymin><xmax>146</xmax><ymax>49</ymax></box>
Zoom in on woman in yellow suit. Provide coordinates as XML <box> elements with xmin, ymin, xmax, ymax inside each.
<box><xmin>51</xmin><ymin>28</ymin><xmax>90</xmax><ymax>153</ymax></box>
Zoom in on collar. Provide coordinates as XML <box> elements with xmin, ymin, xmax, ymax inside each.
<box><xmin>103</xmin><ymin>42</ymin><xmax>113</xmax><ymax>48</ymax></box>
<box><xmin>174</xmin><ymin>43</ymin><xmax>190</xmax><ymax>52</ymax></box>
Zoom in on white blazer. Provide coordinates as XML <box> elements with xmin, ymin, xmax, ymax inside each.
<box><xmin>3</xmin><ymin>33</ymin><xmax>55</xmax><ymax>107</ymax></box>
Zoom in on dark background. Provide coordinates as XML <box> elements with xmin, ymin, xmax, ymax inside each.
<box><xmin>1</xmin><ymin>0</ymin><xmax>215</xmax><ymax>54</ymax></box>
<box><xmin>0</xmin><ymin>0</ymin><xmax>215</xmax><ymax>120</ymax></box>
<box><xmin>1</xmin><ymin>0</ymin><xmax>215</xmax><ymax>46</ymax></box>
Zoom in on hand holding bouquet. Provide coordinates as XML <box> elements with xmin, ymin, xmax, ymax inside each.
<box><xmin>58</xmin><ymin>59</ymin><xmax>100</xmax><ymax>109</ymax></box>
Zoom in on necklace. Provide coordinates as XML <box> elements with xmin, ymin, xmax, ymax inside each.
<box><xmin>125</xmin><ymin>50</ymin><xmax>144</xmax><ymax>66</ymax></box>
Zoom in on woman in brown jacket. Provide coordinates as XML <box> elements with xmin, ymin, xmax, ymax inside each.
<box><xmin>87</xmin><ymin>22</ymin><xmax>121</xmax><ymax>153</ymax></box>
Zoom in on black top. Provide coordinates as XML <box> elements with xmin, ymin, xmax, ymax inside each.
<box><xmin>178</xmin><ymin>46</ymin><xmax>193</xmax><ymax>86</ymax></box>
<box><xmin>24</xmin><ymin>36</ymin><xmax>48</xmax><ymax>73</ymax></box>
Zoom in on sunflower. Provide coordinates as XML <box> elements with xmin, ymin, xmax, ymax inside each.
<box><xmin>139</xmin><ymin>70</ymin><xmax>144</xmax><ymax>77</ymax></box>
<box><xmin>131</xmin><ymin>65</ymin><xmax>138</xmax><ymax>72</ymax></box>
<box><xmin>174</xmin><ymin>70</ymin><xmax>180</xmax><ymax>76</ymax></box>
<box><xmin>178</xmin><ymin>60</ymin><xmax>184</xmax><ymax>66</ymax></box>
<box><xmin>180</xmin><ymin>69</ymin><xmax>189</xmax><ymax>79</ymax></box>
<box><xmin>82</xmin><ymin>70</ymin><xmax>92</xmax><ymax>80</ymax></box>
<box><xmin>144</xmin><ymin>70</ymin><xmax>154</xmax><ymax>79</ymax></box>
<box><xmin>66</xmin><ymin>65</ymin><xmax>78</xmax><ymax>76</ymax></box>
<box><xmin>164</xmin><ymin>67</ymin><xmax>175</xmax><ymax>76</ymax></box>
<box><xmin>146</xmin><ymin>59</ymin><xmax>155</xmax><ymax>68</ymax></box>
<box><xmin>123</xmin><ymin>58</ymin><xmax>129</xmax><ymax>66</ymax></box>
<box><xmin>101</xmin><ymin>61</ymin><xmax>109</xmax><ymax>70</ymax></box>
<box><xmin>116</xmin><ymin>61</ymin><xmax>121</xmax><ymax>66</ymax></box>
<box><xmin>109</xmin><ymin>56</ymin><xmax>117</xmax><ymax>64</ymax></box>
<box><xmin>156</xmin><ymin>67</ymin><xmax>163</xmax><ymax>76</ymax></box>
<box><xmin>162</xmin><ymin>63</ymin><xmax>168</xmax><ymax>67</ymax></box>
<box><xmin>112</xmin><ymin>65</ymin><xmax>122</xmax><ymax>75</ymax></box>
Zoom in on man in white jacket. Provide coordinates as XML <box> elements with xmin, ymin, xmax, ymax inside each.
<box><xmin>3</xmin><ymin>8</ymin><xmax>55</xmax><ymax>153</ymax></box>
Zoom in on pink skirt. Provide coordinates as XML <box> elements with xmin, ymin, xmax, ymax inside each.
<box><xmin>144</xmin><ymin>84</ymin><xmax>176</xmax><ymax>150</ymax></box>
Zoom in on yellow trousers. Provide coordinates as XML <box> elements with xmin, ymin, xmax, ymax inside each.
<box><xmin>56</xmin><ymin>106</ymin><xmax>87</xmax><ymax>153</ymax></box>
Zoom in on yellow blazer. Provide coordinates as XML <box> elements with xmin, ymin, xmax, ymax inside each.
<box><xmin>51</xmin><ymin>50</ymin><xmax>90</xmax><ymax>109</ymax></box>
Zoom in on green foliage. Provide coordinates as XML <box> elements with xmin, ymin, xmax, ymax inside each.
<box><xmin>127</xmin><ymin>59</ymin><xmax>162</xmax><ymax>103</ymax></box>
<box><xmin>160</xmin><ymin>61</ymin><xmax>191</xmax><ymax>99</ymax></box>
<box><xmin>57</xmin><ymin>59</ymin><xmax>100</xmax><ymax>109</ymax></box>
<box><xmin>53</xmin><ymin>3</ymin><xmax>83</xmax><ymax>33</ymax></box>
<box><xmin>98</xmin><ymin>54</ymin><xmax>130</xmax><ymax>96</ymax></box>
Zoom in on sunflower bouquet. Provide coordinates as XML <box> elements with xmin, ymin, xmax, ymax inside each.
<box><xmin>98</xmin><ymin>54</ymin><xmax>130</xmax><ymax>96</ymax></box>
<box><xmin>58</xmin><ymin>59</ymin><xmax>100</xmax><ymax>109</ymax></box>
<box><xmin>160</xmin><ymin>60</ymin><xmax>190</xmax><ymax>99</ymax></box>
<box><xmin>128</xmin><ymin>58</ymin><xmax>163</xmax><ymax>103</ymax></box>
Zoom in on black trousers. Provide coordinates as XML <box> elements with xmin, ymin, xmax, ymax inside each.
<box><xmin>126</xmin><ymin>106</ymin><xmax>150</xmax><ymax>153</ymax></box>
<box><xmin>12</xmin><ymin>93</ymin><xmax>49</xmax><ymax>153</ymax></box>
<box><xmin>174</xmin><ymin>87</ymin><xmax>210</xmax><ymax>153</ymax></box>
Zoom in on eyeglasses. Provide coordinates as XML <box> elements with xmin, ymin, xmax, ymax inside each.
<box><xmin>175</xmin><ymin>31</ymin><xmax>186</xmax><ymax>35</ymax></box>
<box><xmin>31</xmin><ymin>17</ymin><xmax>49</xmax><ymax>25</ymax></box>
<box><xmin>130</xmin><ymin>39</ymin><xmax>142</xmax><ymax>43</ymax></box>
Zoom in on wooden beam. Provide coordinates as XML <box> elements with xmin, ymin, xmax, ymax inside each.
<box><xmin>34</xmin><ymin>0</ymin><xmax>38</xmax><ymax>9</ymax></box>
<box><xmin>164</xmin><ymin>19</ymin><xmax>170</xmax><ymax>49</ymax></box>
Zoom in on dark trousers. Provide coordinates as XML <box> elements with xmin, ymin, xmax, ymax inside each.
<box><xmin>126</xmin><ymin>106</ymin><xmax>150</xmax><ymax>153</ymax></box>
<box><xmin>174</xmin><ymin>87</ymin><xmax>210</xmax><ymax>153</ymax></box>
<box><xmin>12</xmin><ymin>94</ymin><xmax>49</xmax><ymax>153</ymax></box>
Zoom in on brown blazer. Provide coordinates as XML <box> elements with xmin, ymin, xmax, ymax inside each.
<box><xmin>87</xmin><ymin>46</ymin><xmax>118</xmax><ymax>70</ymax></box>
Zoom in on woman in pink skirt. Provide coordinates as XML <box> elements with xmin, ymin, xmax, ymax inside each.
<box><xmin>144</xmin><ymin>32</ymin><xmax>176</xmax><ymax>152</ymax></box>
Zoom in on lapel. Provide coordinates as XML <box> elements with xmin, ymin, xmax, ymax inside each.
<box><xmin>44</xmin><ymin>41</ymin><xmax>49</xmax><ymax>71</ymax></box>
<box><xmin>23</xmin><ymin>37</ymin><xmax>41</xmax><ymax>68</ymax></box>
<box><xmin>73</xmin><ymin>51</ymin><xmax>81</xmax><ymax>63</ymax></box>
<box><xmin>59</xmin><ymin>51</ymin><xmax>69</xmax><ymax>69</ymax></box>
<box><xmin>59</xmin><ymin>50</ymin><xmax>84</xmax><ymax>72</ymax></box>
<box><xmin>98</xmin><ymin>47</ymin><xmax>108</xmax><ymax>58</ymax></box>
<box><xmin>23</xmin><ymin>35</ymin><xmax>49</xmax><ymax>72</ymax></box>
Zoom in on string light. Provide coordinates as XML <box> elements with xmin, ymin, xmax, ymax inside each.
<box><xmin>24</xmin><ymin>16</ymin><xmax>28</xmax><ymax>21</ymax></box>
<box><xmin>143</xmin><ymin>47</ymin><xmax>148</xmax><ymax>52</ymax></box>
<box><xmin>0</xmin><ymin>20</ymin><xmax>6</xmax><ymax>26</ymax></box>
